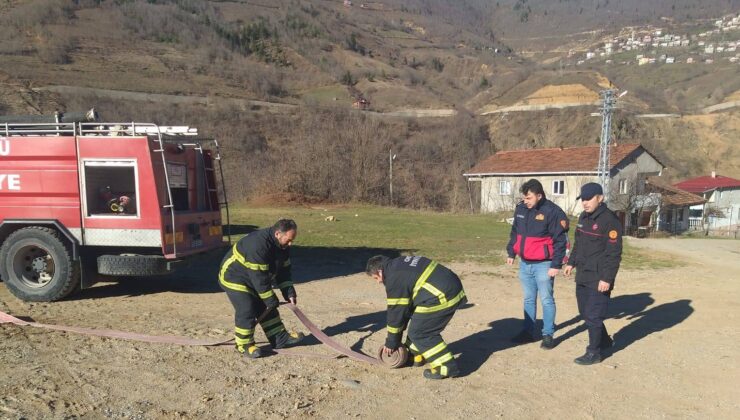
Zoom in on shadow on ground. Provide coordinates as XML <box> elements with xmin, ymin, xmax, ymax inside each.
<box><xmin>555</xmin><ymin>292</ymin><xmax>694</xmax><ymax>360</ymax></box>
<box><xmin>322</xmin><ymin>310</ymin><xmax>387</xmax><ymax>352</ymax></box>
<box><xmin>70</xmin><ymin>245</ymin><xmax>406</xmax><ymax>300</ymax></box>
<box><xmin>450</xmin><ymin>317</ymin><xmax>522</xmax><ymax>377</ymax></box>
<box><xmin>448</xmin><ymin>293</ymin><xmax>693</xmax><ymax>375</ymax></box>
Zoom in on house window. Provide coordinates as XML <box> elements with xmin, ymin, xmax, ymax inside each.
<box><xmin>678</xmin><ymin>209</ymin><xmax>685</xmax><ymax>222</ymax></box>
<box><xmin>552</xmin><ymin>180</ymin><xmax>565</xmax><ymax>195</ymax></box>
<box><xmin>619</xmin><ymin>179</ymin><xmax>629</xmax><ymax>194</ymax></box>
<box><xmin>499</xmin><ymin>180</ymin><xmax>511</xmax><ymax>195</ymax></box>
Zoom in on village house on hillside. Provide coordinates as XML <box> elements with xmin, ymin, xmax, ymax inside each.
<box><xmin>641</xmin><ymin>177</ymin><xmax>706</xmax><ymax>235</ymax></box>
<box><xmin>674</xmin><ymin>172</ymin><xmax>740</xmax><ymax>233</ymax></box>
<box><xmin>464</xmin><ymin>143</ymin><xmax>670</xmax><ymax>233</ymax></box>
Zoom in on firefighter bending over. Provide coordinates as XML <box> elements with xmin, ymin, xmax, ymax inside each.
<box><xmin>366</xmin><ymin>255</ymin><xmax>467</xmax><ymax>379</ymax></box>
<box><xmin>219</xmin><ymin>219</ymin><xmax>305</xmax><ymax>358</ymax></box>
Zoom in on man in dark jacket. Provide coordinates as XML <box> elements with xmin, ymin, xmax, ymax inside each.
<box><xmin>219</xmin><ymin>219</ymin><xmax>304</xmax><ymax>358</ymax></box>
<box><xmin>564</xmin><ymin>182</ymin><xmax>623</xmax><ymax>365</ymax></box>
<box><xmin>366</xmin><ymin>255</ymin><xmax>467</xmax><ymax>380</ymax></box>
<box><xmin>506</xmin><ymin>179</ymin><xmax>569</xmax><ymax>349</ymax></box>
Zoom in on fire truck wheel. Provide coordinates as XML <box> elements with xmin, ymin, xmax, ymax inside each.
<box><xmin>0</xmin><ymin>227</ymin><xmax>80</xmax><ymax>302</ymax></box>
<box><xmin>97</xmin><ymin>255</ymin><xmax>171</xmax><ymax>276</ymax></box>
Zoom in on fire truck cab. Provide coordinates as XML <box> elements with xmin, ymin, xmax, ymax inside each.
<box><xmin>0</xmin><ymin>119</ymin><xmax>229</xmax><ymax>301</ymax></box>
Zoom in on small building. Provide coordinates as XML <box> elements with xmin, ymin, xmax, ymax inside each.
<box><xmin>674</xmin><ymin>173</ymin><xmax>740</xmax><ymax>232</ymax></box>
<box><xmin>641</xmin><ymin>177</ymin><xmax>706</xmax><ymax>234</ymax></box>
<box><xmin>352</xmin><ymin>97</ymin><xmax>370</xmax><ymax>110</ymax></box>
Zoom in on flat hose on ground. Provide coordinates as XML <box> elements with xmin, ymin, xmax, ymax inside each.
<box><xmin>0</xmin><ymin>303</ymin><xmax>389</xmax><ymax>366</ymax></box>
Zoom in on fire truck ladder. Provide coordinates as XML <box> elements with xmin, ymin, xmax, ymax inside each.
<box><xmin>162</xmin><ymin>138</ymin><xmax>231</xmax><ymax>244</ymax></box>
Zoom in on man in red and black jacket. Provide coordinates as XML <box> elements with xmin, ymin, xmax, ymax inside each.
<box><xmin>506</xmin><ymin>179</ymin><xmax>569</xmax><ymax>349</ymax></box>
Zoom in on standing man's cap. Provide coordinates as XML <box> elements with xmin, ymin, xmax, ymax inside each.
<box><xmin>576</xmin><ymin>182</ymin><xmax>603</xmax><ymax>200</ymax></box>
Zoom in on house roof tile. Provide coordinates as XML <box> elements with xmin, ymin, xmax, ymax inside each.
<box><xmin>464</xmin><ymin>143</ymin><xmax>649</xmax><ymax>175</ymax></box>
<box><xmin>673</xmin><ymin>175</ymin><xmax>740</xmax><ymax>193</ymax></box>
<box><xmin>646</xmin><ymin>176</ymin><xmax>706</xmax><ymax>207</ymax></box>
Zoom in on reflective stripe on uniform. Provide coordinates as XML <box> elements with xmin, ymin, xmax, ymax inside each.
<box><xmin>261</xmin><ymin>317</ymin><xmax>282</xmax><ymax>329</ymax></box>
<box><xmin>386</xmin><ymin>297</ymin><xmax>410</xmax><ymax>306</ymax></box>
<box><xmin>415</xmin><ymin>290</ymin><xmax>466</xmax><ymax>314</ymax></box>
<box><xmin>387</xmin><ymin>325</ymin><xmax>403</xmax><ymax>334</ymax></box>
<box><xmin>232</xmin><ymin>244</ymin><xmax>269</xmax><ymax>271</ymax></box>
<box><xmin>265</xmin><ymin>324</ymin><xmax>286</xmax><ymax>338</ymax></box>
<box><xmin>218</xmin><ymin>246</ymin><xmax>264</xmax><ymax>294</ymax></box>
<box><xmin>235</xmin><ymin>326</ymin><xmax>254</xmax><ymax>336</ymax></box>
<box><xmin>283</xmin><ymin>259</ymin><xmax>291</xmax><ymax>267</ymax></box>
<box><xmin>421</xmin><ymin>283</ymin><xmax>447</xmax><ymax>305</ymax></box>
<box><xmin>403</xmin><ymin>337</ymin><xmax>418</xmax><ymax>353</ymax></box>
<box><xmin>412</xmin><ymin>261</ymin><xmax>438</xmax><ymax>299</ymax></box>
<box><xmin>235</xmin><ymin>336</ymin><xmax>253</xmax><ymax>346</ymax></box>
<box><xmin>219</xmin><ymin>272</ymin><xmax>255</xmax><ymax>295</ymax></box>
<box><xmin>421</xmin><ymin>342</ymin><xmax>447</xmax><ymax>360</ymax></box>
<box><xmin>259</xmin><ymin>289</ymin><xmax>276</xmax><ymax>300</ymax></box>
<box><xmin>277</xmin><ymin>281</ymin><xmax>293</xmax><ymax>289</ymax></box>
<box><xmin>429</xmin><ymin>352</ymin><xmax>453</xmax><ymax>368</ymax></box>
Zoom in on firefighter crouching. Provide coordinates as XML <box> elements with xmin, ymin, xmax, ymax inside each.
<box><xmin>366</xmin><ymin>255</ymin><xmax>467</xmax><ymax>379</ymax></box>
<box><xmin>219</xmin><ymin>219</ymin><xmax>305</xmax><ymax>358</ymax></box>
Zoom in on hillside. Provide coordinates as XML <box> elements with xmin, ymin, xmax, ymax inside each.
<box><xmin>0</xmin><ymin>0</ymin><xmax>738</xmax><ymax>209</ymax></box>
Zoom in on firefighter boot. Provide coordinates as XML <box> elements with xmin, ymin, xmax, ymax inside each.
<box><xmin>238</xmin><ymin>343</ymin><xmax>263</xmax><ymax>359</ymax></box>
<box><xmin>412</xmin><ymin>355</ymin><xmax>425</xmax><ymax>367</ymax></box>
<box><xmin>272</xmin><ymin>330</ymin><xmax>305</xmax><ymax>349</ymax></box>
<box><xmin>423</xmin><ymin>361</ymin><xmax>460</xmax><ymax>380</ymax></box>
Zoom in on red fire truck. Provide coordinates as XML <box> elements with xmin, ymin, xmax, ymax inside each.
<box><xmin>0</xmin><ymin>117</ymin><xmax>229</xmax><ymax>302</ymax></box>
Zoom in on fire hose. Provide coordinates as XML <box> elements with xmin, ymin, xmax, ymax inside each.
<box><xmin>0</xmin><ymin>303</ymin><xmax>406</xmax><ymax>368</ymax></box>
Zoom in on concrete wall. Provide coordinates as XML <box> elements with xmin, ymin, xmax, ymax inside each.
<box><xmin>704</xmin><ymin>187</ymin><xmax>740</xmax><ymax>229</ymax></box>
<box><xmin>659</xmin><ymin>206</ymin><xmax>691</xmax><ymax>233</ymax></box>
<box><xmin>478</xmin><ymin>174</ymin><xmax>597</xmax><ymax>215</ymax></box>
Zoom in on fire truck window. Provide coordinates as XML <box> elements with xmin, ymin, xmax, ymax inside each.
<box><xmin>166</xmin><ymin>162</ymin><xmax>190</xmax><ymax>211</ymax></box>
<box><xmin>84</xmin><ymin>162</ymin><xmax>138</xmax><ymax>216</ymax></box>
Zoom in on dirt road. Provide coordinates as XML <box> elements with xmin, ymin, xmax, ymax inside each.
<box><xmin>1</xmin><ymin>238</ymin><xmax>739</xmax><ymax>419</ymax></box>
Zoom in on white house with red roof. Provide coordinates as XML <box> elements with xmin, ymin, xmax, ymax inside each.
<box><xmin>674</xmin><ymin>172</ymin><xmax>740</xmax><ymax>231</ymax></box>
<box><xmin>464</xmin><ymin>144</ymin><xmax>665</xmax><ymax>231</ymax></box>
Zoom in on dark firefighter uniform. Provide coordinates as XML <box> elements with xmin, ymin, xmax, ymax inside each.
<box><xmin>383</xmin><ymin>256</ymin><xmax>467</xmax><ymax>378</ymax></box>
<box><xmin>219</xmin><ymin>227</ymin><xmax>298</xmax><ymax>356</ymax></box>
<box><xmin>569</xmin><ymin>202</ymin><xmax>623</xmax><ymax>357</ymax></box>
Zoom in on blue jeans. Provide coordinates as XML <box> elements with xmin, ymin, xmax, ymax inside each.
<box><xmin>518</xmin><ymin>260</ymin><xmax>556</xmax><ymax>337</ymax></box>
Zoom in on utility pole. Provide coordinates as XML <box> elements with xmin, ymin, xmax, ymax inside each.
<box><xmin>389</xmin><ymin>149</ymin><xmax>396</xmax><ymax>206</ymax></box>
<box><xmin>597</xmin><ymin>89</ymin><xmax>626</xmax><ymax>201</ymax></box>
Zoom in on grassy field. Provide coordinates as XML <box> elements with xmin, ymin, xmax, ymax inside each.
<box><xmin>300</xmin><ymin>85</ymin><xmax>351</xmax><ymax>105</ymax></box>
<box><xmin>224</xmin><ymin>204</ymin><xmax>676</xmax><ymax>270</ymax></box>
